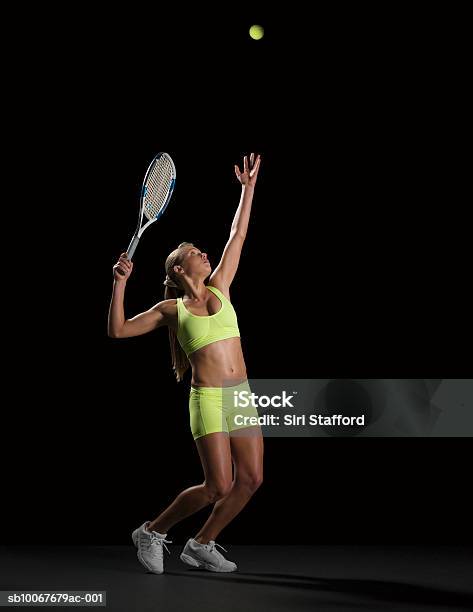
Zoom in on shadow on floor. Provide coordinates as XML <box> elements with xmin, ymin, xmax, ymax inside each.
<box><xmin>165</xmin><ymin>570</ymin><xmax>473</xmax><ymax>609</ymax></box>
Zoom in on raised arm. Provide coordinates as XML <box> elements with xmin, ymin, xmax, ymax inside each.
<box><xmin>209</xmin><ymin>153</ymin><xmax>261</xmax><ymax>292</ymax></box>
<box><xmin>108</xmin><ymin>253</ymin><xmax>169</xmax><ymax>338</ymax></box>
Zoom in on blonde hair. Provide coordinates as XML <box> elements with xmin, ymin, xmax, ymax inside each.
<box><xmin>163</xmin><ymin>242</ymin><xmax>194</xmax><ymax>382</ymax></box>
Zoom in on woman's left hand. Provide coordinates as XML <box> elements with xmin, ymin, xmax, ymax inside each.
<box><xmin>234</xmin><ymin>153</ymin><xmax>261</xmax><ymax>187</ymax></box>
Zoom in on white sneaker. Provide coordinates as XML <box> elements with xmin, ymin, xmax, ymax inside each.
<box><xmin>180</xmin><ymin>538</ymin><xmax>237</xmax><ymax>572</ymax></box>
<box><xmin>131</xmin><ymin>521</ymin><xmax>172</xmax><ymax>574</ymax></box>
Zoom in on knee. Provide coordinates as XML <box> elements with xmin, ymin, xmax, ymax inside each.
<box><xmin>237</xmin><ymin>471</ymin><xmax>263</xmax><ymax>493</ymax></box>
<box><xmin>204</xmin><ymin>480</ymin><xmax>233</xmax><ymax>502</ymax></box>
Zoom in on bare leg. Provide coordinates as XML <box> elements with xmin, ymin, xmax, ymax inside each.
<box><xmin>194</xmin><ymin>428</ymin><xmax>264</xmax><ymax>544</ymax></box>
<box><xmin>147</xmin><ymin>484</ymin><xmax>212</xmax><ymax>534</ymax></box>
<box><xmin>148</xmin><ymin>432</ymin><xmax>232</xmax><ymax>534</ymax></box>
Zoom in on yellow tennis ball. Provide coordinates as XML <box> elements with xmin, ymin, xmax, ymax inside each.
<box><xmin>249</xmin><ymin>25</ymin><xmax>264</xmax><ymax>40</ymax></box>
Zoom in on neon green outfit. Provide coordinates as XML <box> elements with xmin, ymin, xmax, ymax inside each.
<box><xmin>176</xmin><ymin>285</ymin><xmax>259</xmax><ymax>440</ymax></box>
<box><xmin>177</xmin><ymin>285</ymin><xmax>240</xmax><ymax>357</ymax></box>
<box><xmin>189</xmin><ymin>379</ymin><xmax>260</xmax><ymax>440</ymax></box>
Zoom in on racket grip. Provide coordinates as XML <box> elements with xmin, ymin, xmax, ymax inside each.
<box><xmin>126</xmin><ymin>234</ymin><xmax>140</xmax><ymax>260</ymax></box>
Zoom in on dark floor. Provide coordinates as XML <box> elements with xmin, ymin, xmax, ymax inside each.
<box><xmin>1</xmin><ymin>545</ymin><xmax>472</xmax><ymax>611</ymax></box>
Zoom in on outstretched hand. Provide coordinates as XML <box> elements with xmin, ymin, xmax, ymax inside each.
<box><xmin>234</xmin><ymin>153</ymin><xmax>261</xmax><ymax>187</ymax></box>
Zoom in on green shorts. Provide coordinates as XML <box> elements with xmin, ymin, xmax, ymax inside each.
<box><xmin>189</xmin><ymin>379</ymin><xmax>260</xmax><ymax>440</ymax></box>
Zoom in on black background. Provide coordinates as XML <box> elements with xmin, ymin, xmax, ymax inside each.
<box><xmin>4</xmin><ymin>5</ymin><xmax>471</xmax><ymax>545</ymax></box>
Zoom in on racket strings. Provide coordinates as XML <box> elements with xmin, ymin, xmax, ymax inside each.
<box><xmin>144</xmin><ymin>156</ymin><xmax>175</xmax><ymax>220</ymax></box>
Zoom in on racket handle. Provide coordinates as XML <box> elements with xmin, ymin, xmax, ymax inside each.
<box><xmin>126</xmin><ymin>234</ymin><xmax>140</xmax><ymax>260</ymax></box>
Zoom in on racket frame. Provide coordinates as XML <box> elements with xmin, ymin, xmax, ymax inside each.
<box><xmin>126</xmin><ymin>152</ymin><xmax>176</xmax><ymax>259</ymax></box>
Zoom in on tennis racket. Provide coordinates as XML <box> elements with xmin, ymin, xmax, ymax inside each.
<box><xmin>123</xmin><ymin>152</ymin><xmax>176</xmax><ymax>263</ymax></box>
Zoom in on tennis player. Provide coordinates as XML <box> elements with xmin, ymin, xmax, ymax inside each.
<box><xmin>108</xmin><ymin>153</ymin><xmax>263</xmax><ymax>574</ymax></box>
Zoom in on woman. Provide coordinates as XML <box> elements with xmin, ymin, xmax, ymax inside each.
<box><xmin>108</xmin><ymin>153</ymin><xmax>263</xmax><ymax>574</ymax></box>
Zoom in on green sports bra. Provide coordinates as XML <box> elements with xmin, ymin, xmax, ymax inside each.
<box><xmin>176</xmin><ymin>285</ymin><xmax>240</xmax><ymax>357</ymax></box>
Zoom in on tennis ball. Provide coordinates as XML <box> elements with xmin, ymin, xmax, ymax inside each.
<box><xmin>249</xmin><ymin>25</ymin><xmax>264</xmax><ymax>40</ymax></box>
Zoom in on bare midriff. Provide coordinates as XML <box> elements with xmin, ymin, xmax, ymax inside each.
<box><xmin>188</xmin><ymin>337</ymin><xmax>247</xmax><ymax>387</ymax></box>
<box><xmin>165</xmin><ymin>299</ymin><xmax>247</xmax><ymax>387</ymax></box>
